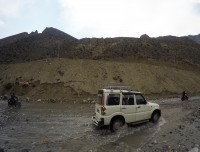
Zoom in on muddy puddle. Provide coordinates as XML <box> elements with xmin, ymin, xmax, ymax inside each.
<box><xmin>0</xmin><ymin>100</ymin><xmax>169</xmax><ymax>152</ymax></box>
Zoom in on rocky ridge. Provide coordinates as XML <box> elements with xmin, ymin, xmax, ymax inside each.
<box><xmin>0</xmin><ymin>28</ymin><xmax>200</xmax><ymax>66</ymax></box>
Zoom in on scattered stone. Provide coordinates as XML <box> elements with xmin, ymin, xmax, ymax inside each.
<box><xmin>82</xmin><ymin>99</ymin><xmax>95</xmax><ymax>104</ymax></box>
<box><xmin>179</xmin><ymin>125</ymin><xmax>185</xmax><ymax>129</ymax></box>
<box><xmin>82</xmin><ymin>100</ymin><xmax>87</xmax><ymax>103</ymax></box>
<box><xmin>91</xmin><ymin>100</ymin><xmax>95</xmax><ymax>104</ymax></box>
<box><xmin>152</xmin><ymin>140</ymin><xmax>157</xmax><ymax>144</ymax></box>
<box><xmin>37</xmin><ymin>99</ymin><xmax>42</xmax><ymax>103</ymax></box>
<box><xmin>162</xmin><ymin>140</ymin><xmax>167</xmax><ymax>144</ymax></box>
<box><xmin>86</xmin><ymin>98</ymin><xmax>94</xmax><ymax>103</ymax></box>
<box><xmin>19</xmin><ymin>82</ymin><xmax>29</xmax><ymax>87</ymax></box>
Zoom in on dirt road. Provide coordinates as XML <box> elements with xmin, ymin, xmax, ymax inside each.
<box><xmin>0</xmin><ymin>97</ymin><xmax>200</xmax><ymax>152</ymax></box>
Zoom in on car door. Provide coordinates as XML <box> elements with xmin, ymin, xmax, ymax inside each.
<box><xmin>104</xmin><ymin>93</ymin><xmax>121</xmax><ymax>117</ymax></box>
<box><xmin>135</xmin><ymin>94</ymin><xmax>151</xmax><ymax>121</ymax></box>
<box><xmin>121</xmin><ymin>94</ymin><xmax>137</xmax><ymax>123</ymax></box>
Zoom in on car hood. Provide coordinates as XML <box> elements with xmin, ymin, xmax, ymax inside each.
<box><xmin>148</xmin><ymin>102</ymin><xmax>159</xmax><ymax>107</ymax></box>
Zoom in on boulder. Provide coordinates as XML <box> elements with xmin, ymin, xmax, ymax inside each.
<box><xmin>37</xmin><ymin>99</ymin><xmax>42</xmax><ymax>103</ymax></box>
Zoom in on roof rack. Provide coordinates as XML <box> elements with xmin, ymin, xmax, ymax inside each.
<box><xmin>104</xmin><ymin>85</ymin><xmax>132</xmax><ymax>91</ymax></box>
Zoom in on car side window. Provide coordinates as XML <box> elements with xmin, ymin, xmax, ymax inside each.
<box><xmin>107</xmin><ymin>94</ymin><xmax>120</xmax><ymax>106</ymax></box>
<box><xmin>135</xmin><ymin>94</ymin><xmax>146</xmax><ymax>105</ymax></box>
<box><xmin>122</xmin><ymin>95</ymin><xmax>135</xmax><ymax>105</ymax></box>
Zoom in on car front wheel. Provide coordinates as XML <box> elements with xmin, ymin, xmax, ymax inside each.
<box><xmin>151</xmin><ymin>111</ymin><xmax>160</xmax><ymax>123</ymax></box>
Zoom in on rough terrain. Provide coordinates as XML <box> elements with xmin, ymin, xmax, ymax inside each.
<box><xmin>0</xmin><ymin>97</ymin><xmax>200</xmax><ymax>152</ymax></box>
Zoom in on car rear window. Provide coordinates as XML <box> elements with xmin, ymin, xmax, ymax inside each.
<box><xmin>96</xmin><ymin>90</ymin><xmax>103</xmax><ymax>104</ymax></box>
<box><xmin>107</xmin><ymin>94</ymin><xmax>120</xmax><ymax>106</ymax></box>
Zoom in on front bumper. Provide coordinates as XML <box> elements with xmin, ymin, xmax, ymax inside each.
<box><xmin>92</xmin><ymin>116</ymin><xmax>104</xmax><ymax>127</ymax></box>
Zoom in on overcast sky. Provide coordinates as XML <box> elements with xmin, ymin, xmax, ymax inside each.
<box><xmin>0</xmin><ymin>0</ymin><xmax>200</xmax><ymax>39</ymax></box>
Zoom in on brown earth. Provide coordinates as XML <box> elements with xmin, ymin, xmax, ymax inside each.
<box><xmin>0</xmin><ymin>58</ymin><xmax>200</xmax><ymax>101</ymax></box>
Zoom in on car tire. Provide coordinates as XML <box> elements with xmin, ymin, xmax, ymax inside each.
<box><xmin>110</xmin><ymin>118</ymin><xmax>124</xmax><ymax>132</ymax></box>
<box><xmin>151</xmin><ymin>111</ymin><xmax>160</xmax><ymax>123</ymax></box>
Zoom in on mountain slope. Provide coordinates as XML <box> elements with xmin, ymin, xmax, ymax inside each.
<box><xmin>0</xmin><ymin>27</ymin><xmax>78</xmax><ymax>63</ymax></box>
<box><xmin>0</xmin><ymin>28</ymin><xmax>200</xmax><ymax>66</ymax></box>
<box><xmin>0</xmin><ymin>58</ymin><xmax>200</xmax><ymax>100</ymax></box>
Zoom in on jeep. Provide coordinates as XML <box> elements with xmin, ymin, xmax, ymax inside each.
<box><xmin>92</xmin><ymin>86</ymin><xmax>161</xmax><ymax>132</ymax></box>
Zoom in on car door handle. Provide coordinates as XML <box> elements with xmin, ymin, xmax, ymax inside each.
<box><xmin>137</xmin><ymin>106</ymin><xmax>141</xmax><ymax>108</ymax></box>
<box><xmin>122</xmin><ymin>107</ymin><xmax>126</xmax><ymax>109</ymax></box>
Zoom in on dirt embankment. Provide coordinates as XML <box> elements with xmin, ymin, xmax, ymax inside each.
<box><xmin>0</xmin><ymin>58</ymin><xmax>200</xmax><ymax>101</ymax></box>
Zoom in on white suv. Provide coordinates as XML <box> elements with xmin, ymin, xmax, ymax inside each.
<box><xmin>92</xmin><ymin>86</ymin><xmax>161</xmax><ymax>132</ymax></box>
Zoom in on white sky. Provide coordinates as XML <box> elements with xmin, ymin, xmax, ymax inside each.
<box><xmin>0</xmin><ymin>0</ymin><xmax>200</xmax><ymax>39</ymax></box>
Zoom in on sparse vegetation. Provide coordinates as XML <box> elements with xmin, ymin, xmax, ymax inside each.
<box><xmin>58</xmin><ymin>70</ymin><xmax>64</xmax><ymax>76</ymax></box>
<box><xmin>4</xmin><ymin>83</ymin><xmax>13</xmax><ymax>90</ymax></box>
<box><xmin>0</xmin><ymin>28</ymin><xmax>200</xmax><ymax>67</ymax></box>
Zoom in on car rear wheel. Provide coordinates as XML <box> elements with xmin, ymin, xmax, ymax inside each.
<box><xmin>110</xmin><ymin>118</ymin><xmax>124</xmax><ymax>132</ymax></box>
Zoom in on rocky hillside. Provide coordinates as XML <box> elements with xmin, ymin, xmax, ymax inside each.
<box><xmin>0</xmin><ymin>58</ymin><xmax>200</xmax><ymax>100</ymax></box>
<box><xmin>0</xmin><ymin>27</ymin><xmax>200</xmax><ymax>66</ymax></box>
<box><xmin>77</xmin><ymin>36</ymin><xmax>200</xmax><ymax>65</ymax></box>
<box><xmin>0</xmin><ymin>27</ymin><xmax>78</xmax><ymax>63</ymax></box>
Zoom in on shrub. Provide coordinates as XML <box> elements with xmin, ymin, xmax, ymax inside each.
<box><xmin>4</xmin><ymin>83</ymin><xmax>13</xmax><ymax>90</ymax></box>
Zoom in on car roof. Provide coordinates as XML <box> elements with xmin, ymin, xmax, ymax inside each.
<box><xmin>99</xmin><ymin>89</ymin><xmax>141</xmax><ymax>94</ymax></box>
